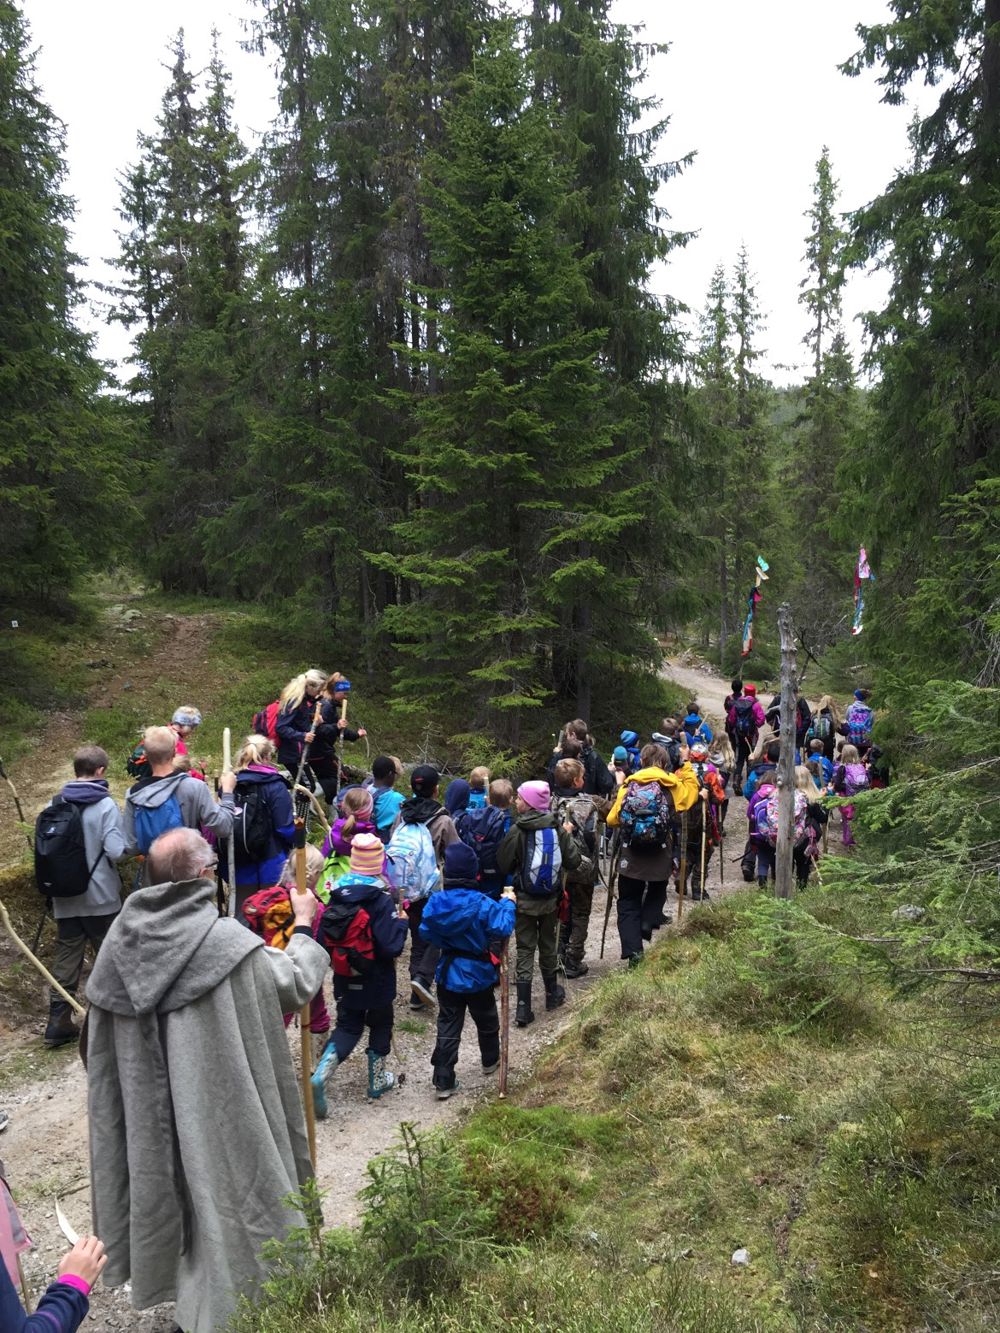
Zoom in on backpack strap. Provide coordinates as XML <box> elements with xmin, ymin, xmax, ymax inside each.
<box><xmin>60</xmin><ymin>795</ymin><xmax>108</xmax><ymax>891</ymax></box>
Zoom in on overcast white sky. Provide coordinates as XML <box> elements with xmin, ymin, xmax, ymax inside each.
<box><xmin>23</xmin><ymin>0</ymin><xmax>921</xmax><ymax>385</ymax></box>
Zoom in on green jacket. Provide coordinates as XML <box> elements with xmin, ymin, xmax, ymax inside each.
<box><xmin>498</xmin><ymin>809</ymin><xmax>582</xmax><ymax>918</ymax></box>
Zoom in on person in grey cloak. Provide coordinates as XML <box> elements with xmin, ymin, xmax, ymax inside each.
<box><xmin>84</xmin><ymin>827</ymin><xmax>329</xmax><ymax>1333</ymax></box>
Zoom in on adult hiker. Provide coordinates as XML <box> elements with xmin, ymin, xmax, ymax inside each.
<box><xmin>810</xmin><ymin>694</ymin><xmax>840</xmax><ymax>761</ymax></box>
<box><xmin>229</xmin><ymin>734</ymin><xmax>295</xmax><ymax>921</ymax></box>
<box><xmin>679</xmin><ymin>741</ymin><xmax>726</xmax><ymax>902</ymax></box>
<box><xmin>387</xmin><ymin>764</ymin><xmax>459</xmax><ymax>1009</ymax></box>
<box><xmin>309</xmin><ymin>672</ymin><xmax>367</xmax><ymax>802</ymax></box>
<box><xmin>842</xmin><ymin>689</ymin><xmax>875</xmax><ymax>757</ymax></box>
<box><xmin>1</xmin><ymin>1231</ymin><xmax>107</xmax><ymax>1333</ymax></box>
<box><xmin>497</xmin><ymin>780</ymin><xmax>582</xmax><ymax>1027</ymax></box>
<box><xmin>550</xmin><ymin>758</ymin><xmax>603</xmax><ymax>978</ymax></box>
<box><xmin>274</xmin><ymin>669</ymin><xmax>327</xmax><ymax>786</ymax></box>
<box><xmin>545</xmin><ymin>720</ymin><xmax>614</xmax><ymax>798</ymax></box>
<box><xmin>311</xmin><ymin>833</ymin><xmax>408</xmax><ymax>1112</ymax></box>
<box><xmin>728</xmin><ymin>683</ymin><xmax>765</xmax><ymax>790</ymax></box>
<box><xmin>35</xmin><ymin>745</ymin><xmax>126</xmax><ymax>1049</ymax></box>
<box><xmin>123</xmin><ymin>726</ymin><xmax>235</xmax><ymax>862</ymax></box>
<box><xmin>606</xmin><ymin>742</ymin><xmax>699</xmax><ymax>964</ymax></box>
<box><xmin>85</xmin><ymin>827</ymin><xmax>328</xmax><ymax>1333</ymax></box>
<box><xmin>416</xmin><ymin>843</ymin><xmax>516</xmax><ymax>1099</ymax></box>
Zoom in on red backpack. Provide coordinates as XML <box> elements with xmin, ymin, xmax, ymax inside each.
<box><xmin>319</xmin><ymin>896</ymin><xmax>376</xmax><ymax>977</ymax></box>
<box><xmin>252</xmin><ymin>700</ymin><xmax>281</xmax><ymax>744</ymax></box>
<box><xmin>242</xmin><ymin>885</ymin><xmax>294</xmax><ymax>949</ymax></box>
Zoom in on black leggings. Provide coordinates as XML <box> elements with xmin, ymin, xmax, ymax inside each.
<box><xmin>616</xmin><ymin>875</ymin><xmax>669</xmax><ymax>959</ymax></box>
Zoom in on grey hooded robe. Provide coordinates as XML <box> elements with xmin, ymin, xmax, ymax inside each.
<box><xmin>85</xmin><ymin>876</ymin><xmax>329</xmax><ymax>1333</ymax></box>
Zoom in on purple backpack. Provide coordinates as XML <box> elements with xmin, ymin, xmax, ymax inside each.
<box><xmin>843</xmin><ymin>763</ymin><xmax>869</xmax><ymax>798</ymax></box>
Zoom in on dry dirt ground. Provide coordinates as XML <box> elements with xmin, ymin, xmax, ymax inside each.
<box><xmin>0</xmin><ymin>648</ymin><xmax>753</xmax><ymax>1329</ymax></box>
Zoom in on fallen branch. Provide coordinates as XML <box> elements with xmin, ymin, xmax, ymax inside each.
<box><xmin>0</xmin><ymin>898</ymin><xmax>86</xmax><ymax>1017</ymax></box>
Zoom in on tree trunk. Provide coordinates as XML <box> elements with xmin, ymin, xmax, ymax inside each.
<box><xmin>774</xmin><ymin>602</ymin><xmax>797</xmax><ymax>900</ymax></box>
<box><xmin>719</xmin><ymin>551</ymin><xmax>728</xmax><ymax>669</ymax></box>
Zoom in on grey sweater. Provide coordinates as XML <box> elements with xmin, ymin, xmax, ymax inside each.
<box><xmin>48</xmin><ymin>780</ymin><xmax>126</xmax><ymax>921</ymax></box>
<box><xmin>123</xmin><ymin>770</ymin><xmax>234</xmax><ymax>856</ymax></box>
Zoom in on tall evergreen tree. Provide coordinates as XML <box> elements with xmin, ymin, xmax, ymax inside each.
<box><xmin>843</xmin><ymin>2</ymin><xmax>1000</xmax><ymax>682</ymax></box>
<box><xmin>0</xmin><ymin>0</ymin><xmax>128</xmax><ymax>602</ymax></box>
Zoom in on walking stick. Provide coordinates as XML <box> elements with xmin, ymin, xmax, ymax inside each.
<box><xmin>223</xmin><ymin>729</ymin><xmax>237</xmax><ymax>919</ymax></box>
<box><xmin>0</xmin><ymin>899</ymin><xmax>85</xmax><ymax>1017</ymax></box>
<box><xmin>333</xmin><ymin>696</ymin><xmax>347</xmax><ymax>805</ymax></box>
<box><xmin>294</xmin><ymin>817</ymin><xmax>317</xmax><ymax>1170</ymax></box>
<box><xmin>30</xmin><ymin>902</ymin><xmax>50</xmax><ymax>955</ymax></box>
<box><xmin>0</xmin><ymin>754</ymin><xmax>30</xmax><ymax>841</ymax></box>
<box><xmin>294</xmin><ymin>701</ymin><xmax>324</xmax><ymax>793</ymax></box>
<box><xmin>498</xmin><ymin>938</ymin><xmax>510</xmax><ymax>1098</ymax></box>
<box><xmin>599</xmin><ymin>836</ymin><xmax>619</xmax><ymax>959</ymax></box>
<box><xmin>699</xmin><ymin>805</ymin><xmax>708</xmax><ymax>900</ymax></box>
<box><xmin>16</xmin><ymin>1253</ymin><xmax>33</xmax><ymax>1313</ymax></box>
<box><xmin>294</xmin><ymin>784</ymin><xmax>332</xmax><ymax>835</ymax></box>
<box><xmin>677</xmin><ymin>812</ymin><xmax>688</xmax><ymax>922</ymax></box>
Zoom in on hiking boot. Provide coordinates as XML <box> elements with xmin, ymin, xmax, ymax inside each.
<box><xmin>627</xmin><ymin>953</ymin><xmax>643</xmax><ymax>969</ymax></box>
<box><xmin>410</xmin><ymin>978</ymin><xmax>436</xmax><ymax>1008</ymax></box>
<box><xmin>515</xmin><ymin>981</ymin><xmax>534</xmax><ymax>1028</ymax></box>
<box><xmin>563</xmin><ymin>959</ymin><xmax>589</xmax><ymax>979</ymax></box>
<box><xmin>435</xmin><ymin>1081</ymin><xmax>460</xmax><ymax>1101</ymax></box>
<box><xmin>367</xmin><ymin>1050</ymin><xmax>400</xmax><ymax>1099</ymax></box>
<box><xmin>543</xmin><ymin>973</ymin><xmax>566</xmax><ymax>1011</ymax></box>
<box><xmin>310</xmin><ymin>1040</ymin><xmax>340</xmax><ymax>1120</ymax></box>
<box><xmin>482</xmin><ymin>1057</ymin><xmax>500</xmax><ymax>1075</ymax></box>
<box><xmin>44</xmin><ymin>1001</ymin><xmax>78</xmax><ymax>1049</ymax></box>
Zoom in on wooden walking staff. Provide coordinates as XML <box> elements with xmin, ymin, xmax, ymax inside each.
<box><xmin>676</xmin><ymin>811</ymin><xmax>688</xmax><ymax>921</ymax></box>
<box><xmin>294</xmin><ymin>700</ymin><xmax>324</xmax><ymax>793</ymax></box>
<box><xmin>498</xmin><ymin>939</ymin><xmax>510</xmax><ymax>1099</ymax></box>
<box><xmin>0</xmin><ymin>900</ymin><xmax>85</xmax><ymax>1017</ymax></box>
<box><xmin>699</xmin><ymin>798</ymin><xmax>708</xmax><ymax>898</ymax></box>
<box><xmin>294</xmin><ymin>816</ymin><xmax>317</xmax><ymax>1170</ymax></box>
<box><xmin>223</xmin><ymin>729</ymin><xmax>237</xmax><ymax>918</ymax></box>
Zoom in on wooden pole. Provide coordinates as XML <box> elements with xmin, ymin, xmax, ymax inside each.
<box><xmin>295</xmin><ymin>817</ymin><xmax>317</xmax><ymax>1169</ymax></box>
<box><xmin>774</xmin><ymin>603</ymin><xmax>798</xmax><ymax>900</ymax></box>
<box><xmin>0</xmin><ymin>900</ymin><xmax>86</xmax><ymax>1017</ymax></box>
<box><xmin>677</xmin><ymin>812</ymin><xmax>688</xmax><ymax>921</ymax></box>
<box><xmin>223</xmin><ymin>729</ymin><xmax>237</xmax><ymax>918</ymax></box>
<box><xmin>498</xmin><ymin>939</ymin><xmax>510</xmax><ymax>1098</ymax></box>
<box><xmin>333</xmin><ymin>697</ymin><xmax>347</xmax><ymax>804</ymax></box>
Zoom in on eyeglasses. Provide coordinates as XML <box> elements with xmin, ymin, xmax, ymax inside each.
<box><xmin>203</xmin><ymin>858</ymin><xmax>219</xmax><ymax>871</ymax></box>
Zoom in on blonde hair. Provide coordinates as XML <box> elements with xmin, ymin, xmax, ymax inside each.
<box><xmin>280</xmin><ymin>670</ymin><xmax>327</xmax><ymax>713</ymax></box>
<box><xmin>489</xmin><ymin>778</ymin><xmax>514</xmax><ymax>809</ymax></box>
<box><xmin>143</xmin><ymin>725</ymin><xmax>178</xmax><ymax>766</ymax></box>
<box><xmin>279</xmin><ymin>844</ymin><xmax>324</xmax><ymax>891</ymax></box>
<box><xmin>554</xmin><ymin>758</ymin><xmax>584</xmax><ymax>788</ymax></box>
<box><xmin>469</xmin><ymin>765</ymin><xmax>490</xmax><ymax>792</ymax></box>
<box><xmin>340</xmin><ymin>786</ymin><xmax>373</xmax><ymax>840</ymax></box>
<box><xmin>237</xmin><ymin>734</ymin><xmax>277</xmax><ymax>769</ymax></box>
<box><xmin>795</xmin><ymin>764</ymin><xmax>822</xmax><ymax>797</ymax></box>
<box><xmin>817</xmin><ymin>695</ymin><xmax>840</xmax><ymax>725</ymax></box>
<box><xmin>840</xmin><ymin>744</ymin><xmax>861</xmax><ymax>764</ymax></box>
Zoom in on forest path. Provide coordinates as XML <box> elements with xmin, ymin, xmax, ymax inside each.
<box><xmin>661</xmin><ymin>655</ymin><xmax>736</xmax><ymax>724</ymax></box>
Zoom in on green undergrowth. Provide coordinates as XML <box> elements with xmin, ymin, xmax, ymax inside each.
<box><xmin>235</xmin><ymin>890</ymin><xmax>1000</xmax><ymax>1333</ymax></box>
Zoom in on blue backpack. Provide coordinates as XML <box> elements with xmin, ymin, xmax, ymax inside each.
<box><xmin>386</xmin><ymin>819</ymin><xmax>440</xmax><ymax>902</ymax></box>
<box><xmin>456</xmin><ymin>806</ymin><xmax>507</xmax><ymax>880</ymax></box>
<box><xmin>618</xmin><ymin>780</ymin><xmax>672</xmax><ymax>849</ymax></box>
<box><xmin>134</xmin><ymin>794</ymin><xmax>184</xmax><ymax>856</ymax></box>
<box><xmin>519</xmin><ymin>827</ymin><xmax>563</xmax><ymax>896</ymax></box>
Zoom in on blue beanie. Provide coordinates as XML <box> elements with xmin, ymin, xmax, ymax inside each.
<box><xmin>613</xmin><ymin>745</ymin><xmax>628</xmax><ymax>762</ymax></box>
<box><xmin>853</xmin><ymin>689</ymin><xmax>866</xmax><ymax>700</ymax></box>
<box><xmin>443</xmin><ymin>842</ymin><xmax>479</xmax><ymax>887</ymax></box>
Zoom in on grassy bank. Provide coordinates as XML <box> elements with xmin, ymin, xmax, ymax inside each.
<box><xmin>234</xmin><ymin>888</ymin><xmax>1000</xmax><ymax>1333</ymax></box>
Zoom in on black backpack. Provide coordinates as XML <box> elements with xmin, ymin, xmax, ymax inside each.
<box><xmin>733</xmin><ymin>697</ymin><xmax>756</xmax><ymax>738</ymax></box>
<box><xmin>34</xmin><ymin>798</ymin><xmax>103</xmax><ymax>898</ymax></box>
<box><xmin>233</xmin><ymin>779</ymin><xmax>275</xmax><ymax>863</ymax></box>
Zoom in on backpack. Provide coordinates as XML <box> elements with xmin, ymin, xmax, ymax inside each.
<box><xmin>252</xmin><ymin>700</ymin><xmax>281</xmax><ymax>744</ymax></box>
<box><xmin>319</xmin><ymin>894</ymin><xmax>376</xmax><ymax>977</ymax></box>
<box><xmin>133</xmin><ymin>792</ymin><xmax>185</xmax><ymax>856</ymax></box>
<box><xmin>34</xmin><ymin>798</ymin><xmax>103</xmax><ymax>898</ymax></box>
<box><xmin>456</xmin><ymin>805</ymin><xmax>507</xmax><ymax>880</ymax></box>
<box><xmin>552</xmin><ymin>795</ymin><xmax>598</xmax><ymax>884</ymax></box>
<box><xmin>845</xmin><ymin>701</ymin><xmax>874</xmax><ymax>746</ymax></box>
<box><xmin>385</xmin><ymin>820</ymin><xmax>440</xmax><ymax>902</ymax></box>
<box><xmin>232</xmin><ymin>779</ymin><xmax>274</xmax><ymax>864</ymax></box>
<box><xmin>618</xmin><ymin>780</ymin><xmax>672</xmax><ymax>849</ymax></box>
<box><xmin>756</xmin><ymin>789</ymin><xmax>807</xmax><ymax>847</ymax></box>
<box><xmin>812</xmin><ymin>714</ymin><xmax>833</xmax><ymax>743</ymax></box>
<box><xmin>733</xmin><ymin>697</ymin><xmax>756</xmax><ymax>739</ymax></box>
<box><xmin>518</xmin><ymin>826</ymin><xmax>563</xmax><ymax>896</ymax></box>
<box><xmin>242</xmin><ymin>885</ymin><xmax>295</xmax><ymax>949</ymax></box>
<box><xmin>126</xmin><ymin>741</ymin><xmax>149</xmax><ymax>780</ymax></box>
<box><xmin>318</xmin><ymin>852</ymin><xmax>352</xmax><ymax>904</ymax></box>
<box><xmin>843</xmin><ymin>763</ymin><xmax>870</xmax><ymax>798</ymax></box>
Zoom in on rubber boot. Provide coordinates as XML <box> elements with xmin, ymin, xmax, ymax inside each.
<box><xmin>543</xmin><ymin>972</ymin><xmax>566</xmax><ymax>1011</ymax></box>
<box><xmin>515</xmin><ymin>981</ymin><xmax>534</xmax><ymax>1028</ymax></box>
<box><xmin>44</xmin><ymin>1000</ymin><xmax>78</xmax><ymax>1049</ymax></box>
<box><xmin>366</xmin><ymin>1049</ymin><xmax>398</xmax><ymax>1100</ymax></box>
<box><xmin>310</xmin><ymin>1039</ymin><xmax>340</xmax><ymax>1120</ymax></box>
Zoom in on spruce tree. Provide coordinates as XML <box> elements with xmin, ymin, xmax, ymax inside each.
<box><xmin>0</xmin><ymin>0</ymin><xmax>128</xmax><ymax>602</ymax></box>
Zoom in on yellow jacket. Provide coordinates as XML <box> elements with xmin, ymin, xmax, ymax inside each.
<box><xmin>606</xmin><ymin>764</ymin><xmax>700</xmax><ymax>825</ymax></box>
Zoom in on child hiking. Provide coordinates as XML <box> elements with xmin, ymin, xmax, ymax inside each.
<box><xmin>497</xmin><ymin>780</ymin><xmax>582</xmax><ymax>1027</ymax></box>
<box><xmin>550</xmin><ymin>757</ymin><xmax>604</xmax><ymax>978</ymax></box>
<box><xmin>833</xmin><ymin>744</ymin><xmax>870</xmax><ymax>847</ymax></box>
<box><xmin>366</xmin><ymin>755</ymin><xmax>405</xmax><ymax>844</ymax></box>
<box><xmin>417</xmin><ymin>843</ymin><xmax>516</xmax><ymax>1099</ymax></box>
<box><xmin>680</xmin><ymin>741</ymin><xmax>726</xmax><ymax>901</ymax></box>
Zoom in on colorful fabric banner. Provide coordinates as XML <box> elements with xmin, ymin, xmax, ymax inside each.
<box><xmin>740</xmin><ymin>556</ymin><xmax>769</xmax><ymax>658</ymax></box>
<box><xmin>852</xmin><ymin>546</ymin><xmax>873</xmax><ymax>636</ymax></box>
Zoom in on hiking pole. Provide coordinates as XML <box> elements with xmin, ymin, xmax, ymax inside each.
<box><xmin>30</xmin><ymin>902</ymin><xmax>50</xmax><ymax>955</ymax></box>
<box><xmin>294</xmin><ymin>784</ymin><xmax>331</xmax><ymax>836</ymax></box>
<box><xmin>699</xmin><ymin>801</ymin><xmax>708</xmax><ymax>901</ymax></box>
<box><xmin>599</xmin><ymin>837</ymin><xmax>619</xmax><ymax>959</ymax></box>
<box><xmin>333</xmin><ymin>695</ymin><xmax>347</xmax><ymax>805</ymax></box>
<box><xmin>0</xmin><ymin>899</ymin><xmax>85</xmax><ymax>1017</ymax></box>
<box><xmin>294</xmin><ymin>816</ymin><xmax>317</xmax><ymax>1170</ymax></box>
<box><xmin>223</xmin><ymin>729</ymin><xmax>237</xmax><ymax>919</ymax></box>
<box><xmin>677</xmin><ymin>812</ymin><xmax>688</xmax><ymax>922</ymax></box>
<box><xmin>498</xmin><ymin>938</ymin><xmax>510</xmax><ymax>1099</ymax></box>
<box><xmin>294</xmin><ymin>700</ymin><xmax>323</xmax><ymax>793</ymax></box>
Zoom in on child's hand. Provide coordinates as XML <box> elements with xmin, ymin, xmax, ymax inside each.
<box><xmin>59</xmin><ymin>1236</ymin><xmax>107</xmax><ymax>1287</ymax></box>
<box><xmin>563</xmin><ymin>821</ymin><xmax>575</xmax><ymax>835</ymax></box>
<box><xmin>501</xmin><ymin>887</ymin><xmax>516</xmax><ymax>902</ymax></box>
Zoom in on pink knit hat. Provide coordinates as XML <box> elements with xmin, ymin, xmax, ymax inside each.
<box><xmin>349</xmin><ymin>832</ymin><xmax>384</xmax><ymax>877</ymax></box>
<box><xmin>517</xmin><ymin>780</ymin><xmax>551</xmax><ymax>813</ymax></box>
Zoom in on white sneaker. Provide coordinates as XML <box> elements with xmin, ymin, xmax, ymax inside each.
<box><xmin>410</xmin><ymin>979</ymin><xmax>437</xmax><ymax>1008</ymax></box>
